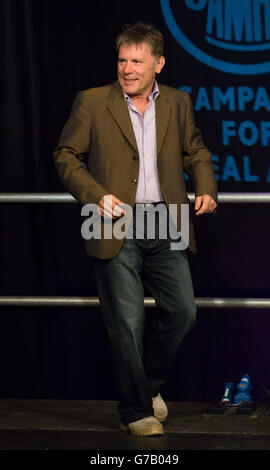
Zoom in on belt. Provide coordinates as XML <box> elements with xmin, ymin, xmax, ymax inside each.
<box><xmin>133</xmin><ymin>201</ymin><xmax>167</xmax><ymax>214</ymax></box>
<box><xmin>134</xmin><ymin>201</ymin><xmax>166</xmax><ymax>209</ymax></box>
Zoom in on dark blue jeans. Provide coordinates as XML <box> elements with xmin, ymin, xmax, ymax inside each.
<box><xmin>93</xmin><ymin>204</ymin><xmax>196</xmax><ymax>424</ymax></box>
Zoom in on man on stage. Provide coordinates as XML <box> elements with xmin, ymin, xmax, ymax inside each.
<box><xmin>53</xmin><ymin>22</ymin><xmax>217</xmax><ymax>436</ymax></box>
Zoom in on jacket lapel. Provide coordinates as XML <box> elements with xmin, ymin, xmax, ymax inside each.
<box><xmin>106</xmin><ymin>81</ymin><xmax>138</xmax><ymax>153</ymax></box>
<box><xmin>155</xmin><ymin>85</ymin><xmax>171</xmax><ymax>156</ymax></box>
<box><xmin>106</xmin><ymin>81</ymin><xmax>171</xmax><ymax>156</ymax></box>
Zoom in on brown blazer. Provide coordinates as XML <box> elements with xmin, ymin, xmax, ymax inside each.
<box><xmin>53</xmin><ymin>80</ymin><xmax>217</xmax><ymax>259</ymax></box>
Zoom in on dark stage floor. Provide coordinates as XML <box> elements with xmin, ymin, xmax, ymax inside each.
<box><xmin>0</xmin><ymin>399</ymin><xmax>269</xmax><ymax>452</ymax></box>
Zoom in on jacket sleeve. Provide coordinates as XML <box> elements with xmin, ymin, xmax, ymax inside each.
<box><xmin>53</xmin><ymin>91</ymin><xmax>107</xmax><ymax>205</ymax></box>
<box><xmin>182</xmin><ymin>92</ymin><xmax>218</xmax><ymax>202</ymax></box>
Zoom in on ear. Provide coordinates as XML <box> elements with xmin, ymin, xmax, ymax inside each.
<box><xmin>155</xmin><ymin>56</ymin><xmax>165</xmax><ymax>74</ymax></box>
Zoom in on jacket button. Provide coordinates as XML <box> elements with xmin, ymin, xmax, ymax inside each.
<box><xmin>133</xmin><ymin>155</ymin><xmax>138</xmax><ymax>161</ymax></box>
<box><xmin>132</xmin><ymin>179</ymin><xmax>137</xmax><ymax>184</ymax></box>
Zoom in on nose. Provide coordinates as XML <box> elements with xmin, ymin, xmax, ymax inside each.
<box><xmin>122</xmin><ymin>61</ymin><xmax>133</xmax><ymax>74</ymax></box>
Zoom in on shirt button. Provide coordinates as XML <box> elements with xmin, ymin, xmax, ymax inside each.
<box><xmin>133</xmin><ymin>155</ymin><xmax>138</xmax><ymax>161</ymax></box>
<box><xmin>132</xmin><ymin>179</ymin><xmax>137</xmax><ymax>185</ymax></box>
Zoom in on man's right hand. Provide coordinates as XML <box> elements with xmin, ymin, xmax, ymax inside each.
<box><xmin>98</xmin><ymin>194</ymin><xmax>126</xmax><ymax>219</ymax></box>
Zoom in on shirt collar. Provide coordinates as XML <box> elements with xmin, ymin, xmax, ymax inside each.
<box><xmin>123</xmin><ymin>80</ymin><xmax>159</xmax><ymax>104</ymax></box>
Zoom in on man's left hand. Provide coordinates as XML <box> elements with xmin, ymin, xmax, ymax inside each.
<box><xmin>194</xmin><ymin>195</ymin><xmax>217</xmax><ymax>216</ymax></box>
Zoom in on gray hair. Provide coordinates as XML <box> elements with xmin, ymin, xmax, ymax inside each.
<box><xmin>116</xmin><ymin>22</ymin><xmax>164</xmax><ymax>59</ymax></box>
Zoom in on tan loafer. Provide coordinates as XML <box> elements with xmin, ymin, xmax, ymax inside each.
<box><xmin>120</xmin><ymin>416</ymin><xmax>164</xmax><ymax>436</ymax></box>
<box><xmin>152</xmin><ymin>394</ymin><xmax>168</xmax><ymax>422</ymax></box>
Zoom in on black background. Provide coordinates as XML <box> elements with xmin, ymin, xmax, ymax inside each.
<box><xmin>0</xmin><ymin>0</ymin><xmax>269</xmax><ymax>403</ymax></box>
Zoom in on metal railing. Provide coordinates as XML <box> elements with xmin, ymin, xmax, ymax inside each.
<box><xmin>0</xmin><ymin>296</ymin><xmax>269</xmax><ymax>308</ymax></box>
<box><xmin>0</xmin><ymin>192</ymin><xmax>270</xmax><ymax>204</ymax></box>
<box><xmin>0</xmin><ymin>192</ymin><xmax>269</xmax><ymax>309</ymax></box>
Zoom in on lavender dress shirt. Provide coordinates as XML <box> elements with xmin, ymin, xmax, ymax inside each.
<box><xmin>123</xmin><ymin>81</ymin><xmax>164</xmax><ymax>203</ymax></box>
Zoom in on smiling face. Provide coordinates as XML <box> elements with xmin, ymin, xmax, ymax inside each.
<box><xmin>117</xmin><ymin>42</ymin><xmax>165</xmax><ymax>99</ymax></box>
